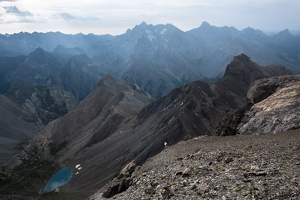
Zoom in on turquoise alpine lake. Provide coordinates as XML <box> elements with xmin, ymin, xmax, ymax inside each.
<box><xmin>43</xmin><ymin>167</ymin><xmax>72</xmax><ymax>193</ymax></box>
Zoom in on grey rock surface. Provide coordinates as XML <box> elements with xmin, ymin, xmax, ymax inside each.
<box><xmin>239</xmin><ymin>75</ymin><xmax>300</xmax><ymax>135</ymax></box>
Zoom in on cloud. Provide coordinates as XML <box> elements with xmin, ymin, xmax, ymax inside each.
<box><xmin>4</xmin><ymin>5</ymin><xmax>33</xmax><ymax>16</ymax></box>
<box><xmin>0</xmin><ymin>0</ymin><xmax>300</xmax><ymax>34</ymax></box>
<box><xmin>60</xmin><ymin>12</ymin><xmax>75</xmax><ymax>20</ymax></box>
<box><xmin>52</xmin><ymin>12</ymin><xmax>99</xmax><ymax>22</ymax></box>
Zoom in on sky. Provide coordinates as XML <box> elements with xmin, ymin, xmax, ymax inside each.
<box><xmin>0</xmin><ymin>0</ymin><xmax>299</xmax><ymax>35</ymax></box>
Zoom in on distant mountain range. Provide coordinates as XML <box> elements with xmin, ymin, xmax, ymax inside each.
<box><xmin>1</xmin><ymin>22</ymin><xmax>300</xmax><ymax>98</ymax></box>
<box><xmin>1</xmin><ymin>22</ymin><xmax>300</xmax><ymax>199</ymax></box>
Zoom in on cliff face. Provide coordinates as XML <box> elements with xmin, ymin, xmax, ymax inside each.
<box><xmin>238</xmin><ymin>75</ymin><xmax>300</xmax><ymax>135</ymax></box>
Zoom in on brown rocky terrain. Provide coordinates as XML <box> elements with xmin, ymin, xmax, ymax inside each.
<box><xmin>91</xmin><ymin>130</ymin><xmax>300</xmax><ymax>199</ymax></box>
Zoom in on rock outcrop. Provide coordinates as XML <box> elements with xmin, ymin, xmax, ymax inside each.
<box><xmin>101</xmin><ymin>160</ymin><xmax>137</xmax><ymax>198</ymax></box>
<box><xmin>238</xmin><ymin>75</ymin><xmax>300</xmax><ymax>135</ymax></box>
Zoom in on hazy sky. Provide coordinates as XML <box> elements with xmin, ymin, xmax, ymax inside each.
<box><xmin>0</xmin><ymin>0</ymin><xmax>299</xmax><ymax>35</ymax></box>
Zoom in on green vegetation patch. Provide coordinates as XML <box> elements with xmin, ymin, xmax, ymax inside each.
<box><xmin>0</xmin><ymin>156</ymin><xmax>58</xmax><ymax>197</ymax></box>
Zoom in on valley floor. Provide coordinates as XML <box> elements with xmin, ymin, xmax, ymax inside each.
<box><xmin>90</xmin><ymin>130</ymin><xmax>300</xmax><ymax>199</ymax></box>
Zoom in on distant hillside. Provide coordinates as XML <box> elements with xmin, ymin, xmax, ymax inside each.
<box><xmin>0</xmin><ymin>85</ymin><xmax>78</xmax><ymax>165</ymax></box>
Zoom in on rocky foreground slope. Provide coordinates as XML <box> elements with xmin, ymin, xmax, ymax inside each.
<box><xmin>90</xmin><ymin>130</ymin><xmax>300</xmax><ymax>199</ymax></box>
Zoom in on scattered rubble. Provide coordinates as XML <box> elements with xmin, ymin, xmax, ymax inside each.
<box><xmin>90</xmin><ymin>130</ymin><xmax>300</xmax><ymax>199</ymax></box>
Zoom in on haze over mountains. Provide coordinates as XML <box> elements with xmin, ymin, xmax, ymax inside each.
<box><xmin>1</xmin><ymin>22</ymin><xmax>300</xmax><ymax>98</ymax></box>
<box><xmin>1</xmin><ymin>21</ymin><xmax>300</xmax><ymax>199</ymax></box>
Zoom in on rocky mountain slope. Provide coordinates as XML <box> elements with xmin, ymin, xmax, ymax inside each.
<box><xmin>1</xmin><ymin>22</ymin><xmax>300</xmax><ymax>99</ymax></box>
<box><xmin>90</xmin><ymin>130</ymin><xmax>300</xmax><ymax>199</ymax></box>
<box><xmin>0</xmin><ymin>47</ymin><xmax>106</xmax><ymax>100</ymax></box>
<box><xmin>0</xmin><ymin>95</ymin><xmax>38</xmax><ymax>165</ymax></box>
<box><xmin>5</xmin><ymin>85</ymin><xmax>79</xmax><ymax>130</ymax></box>
<box><xmin>188</xmin><ymin>22</ymin><xmax>300</xmax><ymax>77</ymax></box>
<box><xmin>0</xmin><ymin>54</ymin><xmax>291</xmax><ymax>199</ymax></box>
<box><xmin>0</xmin><ymin>85</ymin><xmax>78</xmax><ymax>165</ymax></box>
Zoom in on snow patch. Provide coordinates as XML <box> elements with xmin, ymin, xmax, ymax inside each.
<box><xmin>75</xmin><ymin>164</ymin><xmax>81</xmax><ymax>169</ymax></box>
<box><xmin>164</xmin><ymin>141</ymin><xmax>168</xmax><ymax>148</ymax></box>
<box><xmin>160</xmin><ymin>28</ymin><xmax>167</xmax><ymax>35</ymax></box>
<box><xmin>146</xmin><ymin>30</ymin><xmax>156</xmax><ymax>41</ymax></box>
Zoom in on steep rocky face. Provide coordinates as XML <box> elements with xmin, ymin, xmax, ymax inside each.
<box><xmin>61</xmin><ymin>54</ymin><xmax>105</xmax><ymax>100</ymax></box>
<box><xmin>238</xmin><ymin>75</ymin><xmax>300</xmax><ymax>135</ymax></box>
<box><xmin>5</xmin><ymin>85</ymin><xmax>79</xmax><ymax>130</ymax></box>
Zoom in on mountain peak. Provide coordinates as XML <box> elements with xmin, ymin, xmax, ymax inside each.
<box><xmin>134</xmin><ymin>21</ymin><xmax>149</xmax><ymax>30</ymax></box>
<box><xmin>233</xmin><ymin>53</ymin><xmax>251</xmax><ymax>63</ymax></box>
<box><xmin>98</xmin><ymin>74</ymin><xmax>117</xmax><ymax>86</ymax></box>
<box><xmin>276</xmin><ymin>29</ymin><xmax>292</xmax><ymax>37</ymax></box>
<box><xmin>139</xmin><ymin>21</ymin><xmax>148</xmax><ymax>27</ymax></box>
<box><xmin>35</xmin><ymin>47</ymin><xmax>44</xmax><ymax>52</ymax></box>
<box><xmin>200</xmin><ymin>21</ymin><xmax>212</xmax><ymax>27</ymax></box>
<box><xmin>26</xmin><ymin>47</ymin><xmax>48</xmax><ymax>64</ymax></box>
